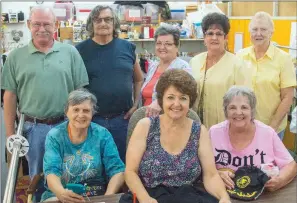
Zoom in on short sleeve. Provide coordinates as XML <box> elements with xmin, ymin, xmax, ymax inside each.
<box><xmin>71</xmin><ymin>47</ymin><xmax>89</xmax><ymax>89</ymax></box>
<box><xmin>152</xmin><ymin>59</ymin><xmax>191</xmax><ymax>101</ymax></box>
<box><xmin>272</xmin><ymin>131</ymin><xmax>294</xmax><ymax>169</ymax></box>
<box><xmin>1</xmin><ymin>52</ymin><xmax>17</xmax><ymax>93</ymax></box>
<box><xmin>101</xmin><ymin>129</ymin><xmax>125</xmax><ymax>180</ymax></box>
<box><xmin>184</xmin><ymin>63</ymin><xmax>192</xmax><ymax>75</ymax></box>
<box><xmin>43</xmin><ymin>130</ymin><xmax>63</xmax><ymax>178</ymax></box>
<box><xmin>290</xmin><ymin>107</ymin><xmax>297</xmax><ymax>134</ymax></box>
<box><xmin>280</xmin><ymin>55</ymin><xmax>296</xmax><ymax>88</ymax></box>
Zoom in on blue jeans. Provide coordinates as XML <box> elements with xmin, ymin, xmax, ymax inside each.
<box><xmin>92</xmin><ymin>114</ymin><xmax>128</xmax><ymax>163</ymax></box>
<box><xmin>23</xmin><ymin>121</ymin><xmax>61</xmax><ymax>202</ymax></box>
<box><xmin>278</xmin><ymin>130</ymin><xmax>285</xmax><ymax>140</ymax></box>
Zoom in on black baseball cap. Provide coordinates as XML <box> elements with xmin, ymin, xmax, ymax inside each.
<box><xmin>227</xmin><ymin>166</ymin><xmax>270</xmax><ymax>201</ymax></box>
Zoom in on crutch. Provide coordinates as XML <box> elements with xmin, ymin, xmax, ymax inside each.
<box><xmin>4</xmin><ymin>114</ymin><xmax>29</xmax><ymax>203</ymax></box>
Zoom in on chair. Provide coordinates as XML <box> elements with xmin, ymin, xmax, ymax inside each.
<box><xmin>126</xmin><ymin>106</ymin><xmax>204</xmax><ymax>189</ymax></box>
<box><xmin>127</xmin><ymin>106</ymin><xmax>201</xmax><ymax>145</ymax></box>
<box><xmin>27</xmin><ymin>173</ymin><xmax>44</xmax><ymax>203</ymax></box>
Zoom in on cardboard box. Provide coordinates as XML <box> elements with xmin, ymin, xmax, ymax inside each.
<box><xmin>59</xmin><ymin>27</ymin><xmax>73</xmax><ymax>41</ymax></box>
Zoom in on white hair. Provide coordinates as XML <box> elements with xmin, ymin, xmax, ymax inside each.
<box><xmin>249</xmin><ymin>11</ymin><xmax>274</xmax><ymax>32</ymax></box>
<box><xmin>29</xmin><ymin>5</ymin><xmax>56</xmax><ymax>22</ymax></box>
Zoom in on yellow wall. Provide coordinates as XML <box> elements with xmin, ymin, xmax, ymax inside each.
<box><xmin>228</xmin><ymin>19</ymin><xmax>297</xmax><ymax>53</ymax></box>
<box><xmin>228</xmin><ymin>18</ymin><xmax>297</xmax><ymax>151</ymax></box>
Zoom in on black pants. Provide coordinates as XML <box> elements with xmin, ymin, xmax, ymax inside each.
<box><xmin>119</xmin><ymin>185</ymin><xmax>219</xmax><ymax>203</ymax></box>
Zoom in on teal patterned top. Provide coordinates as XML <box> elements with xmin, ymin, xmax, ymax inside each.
<box><xmin>41</xmin><ymin>121</ymin><xmax>125</xmax><ymax>201</ymax></box>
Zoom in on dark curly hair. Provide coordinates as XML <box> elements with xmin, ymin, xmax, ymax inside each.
<box><xmin>201</xmin><ymin>12</ymin><xmax>230</xmax><ymax>35</ymax></box>
<box><xmin>156</xmin><ymin>69</ymin><xmax>198</xmax><ymax>109</ymax></box>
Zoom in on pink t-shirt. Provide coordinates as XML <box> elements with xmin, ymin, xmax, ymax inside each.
<box><xmin>210</xmin><ymin>120</ymin><xmax>293</xmax><ymax>173</ymax></box>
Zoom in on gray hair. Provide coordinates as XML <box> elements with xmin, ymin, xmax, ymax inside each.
<box><xmin>154</xmin><ymin>24</ymin><xmax>180</xmax><ymax>46</ymax></box>
<box><xmin>249</xmin><ymin>11</ymin><xmax>274</xmax><ymax>33</ymax></box>
<box><xmin>223</xmin><ymin>86</ymin><xmax>257</xmax><ymax>120</ymax></box>
<box><xmin>86</xmin><ymin>5</ymin><xmax>120</xmax><ymax>38</ymax></box>
<box><xmin>29</xmin><ymin>6</ymin><xmax>56</xmax><ymax>22</ymax></box>
<box><xmin>64</xmin><ymin>89</ymin><xmax>98</xmax><ymax>115</ymax></box>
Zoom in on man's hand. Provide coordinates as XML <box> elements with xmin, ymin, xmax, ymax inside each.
<box><xmin>124</xmin><ymin>106</ymin><xmax>138</xmax><ymax>120</ymax></box>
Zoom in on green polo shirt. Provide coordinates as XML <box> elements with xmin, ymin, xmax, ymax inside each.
<box><xmin>1</xmin><ymin>41</ymin><xmax>89</xmax><ymax>118</ymax></box>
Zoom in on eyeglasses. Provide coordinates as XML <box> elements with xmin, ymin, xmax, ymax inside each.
<box><xmin>30</xmin><ymin>22</ymin><xmax>54</xmax><ymax>30</ymax></box>
<box><xmin>93</xmin><ymin>17</ymin><xmax>114</xmax><ymax>24</ymax></box>
<box><xmin>205</xmin><ymin>31</ymin><xmax>225</xmax><ymax>37</ymax></box>
<box><xmin>156</xmin><ymin>41</ymin><xmax>175</xmax><ymax>48</ymax></box>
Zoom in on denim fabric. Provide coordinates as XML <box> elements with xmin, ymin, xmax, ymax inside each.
<box><xmin>92</xmin><ymin>114</ymin><xmax>128</xmax><ymax>163</ymax></box>
<box><xmin>23</xmin><ymin>121</ymin><xmax>62</xmax><ymax>202</ymax></box>
<box><xmin>277</xmin><ymin>130</ymin><xmax>285</xmax><ymax>140</ymax></box>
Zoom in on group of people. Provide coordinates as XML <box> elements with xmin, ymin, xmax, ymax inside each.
<box><xmin>1</xmin><ymin>4</ymin><xmax>297</xmax><ymax>203</ymax></box>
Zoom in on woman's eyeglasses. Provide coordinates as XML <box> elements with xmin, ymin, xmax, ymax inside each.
<box><xmin>205</xmin><ymin>31</ymin><xmax>225</xmax><ymax>37</ymax></box>
<box><xmin>155</xmin><ymin>41</ymin><xmax>175</xmax><ymax>48</ymax></box>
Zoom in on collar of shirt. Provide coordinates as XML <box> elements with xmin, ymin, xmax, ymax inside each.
<box><xmin>248</xmin><ymin>43</ymin><xmax>275</xmax><ymax>62</ymax></box>
<box><xmin>28</xmin><ymin>40</ymin><xmax>60</xmax><ymax>54</ymax></box>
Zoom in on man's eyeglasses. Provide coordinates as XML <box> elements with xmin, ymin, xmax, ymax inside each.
<box><xmin>30</xmin><ymin>22</ymin><xmax>54</xmax><ymax>30</ymax></box>
<box><xmin>156</xmin><ymin>41</ymin><xmax>175</xmax><ymax>48</ymax></box>
<box><xmin>93</xmin><ymin>17</ymin><xmax>114</xmax><ymax>24</ymax></box>
<box><xmin>205</xmin><ymin>31</ymin><xmax>225</xmax><ymax>37</ymax></box>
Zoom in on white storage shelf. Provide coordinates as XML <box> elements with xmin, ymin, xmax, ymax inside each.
<box><xmin>128</xmin><ymin>38</ymin><xmax>205</xmax><ymax>53</ymax></box>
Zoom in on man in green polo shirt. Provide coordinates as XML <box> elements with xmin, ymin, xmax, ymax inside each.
<box><xmin>1</xmin><ymin>6</ymin><xmax>89</xmax><ymax>201</ymax></box>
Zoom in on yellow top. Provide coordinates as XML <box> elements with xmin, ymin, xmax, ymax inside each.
<box><xmin>190</xmin><ymin>51</ymin><xmax>248</xmax><ymax>129</ymax></box>
<box><xmin>236</xmin><ymin>44</ymin><xmax>296</xmax><ymax>133</ymax></box>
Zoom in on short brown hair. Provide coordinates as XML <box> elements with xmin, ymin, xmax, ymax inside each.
<box><xmin>156</xmin><ymin>69</ymin><xmax>198</xmax><ymax>109</ymax></box>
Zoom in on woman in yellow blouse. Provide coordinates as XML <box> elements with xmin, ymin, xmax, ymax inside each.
<box><xmin>236</xmin><ymin>12</ymin><xmax>296</xmax><ymax>140</ymax></box>
<box><xmin>190</xmin><ymin>12</ymin><xmax>247</xmax><ymax>129</ymax></box>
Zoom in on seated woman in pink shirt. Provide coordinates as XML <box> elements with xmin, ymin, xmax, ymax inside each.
<box><xmin>210</xmin><ymin>86</ymin><xmax>297</xmax><ymax>192</ymax></box>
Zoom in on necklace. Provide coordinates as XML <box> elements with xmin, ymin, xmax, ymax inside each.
<box><xmin>68</xmin><ymin>124</ymin><xmax>73</xmax><ymax>141</ymax></box>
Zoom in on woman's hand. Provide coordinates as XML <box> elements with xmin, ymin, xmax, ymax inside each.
<box><xmin>219</xmin><ymin>197</ymin><xmax>232</xmax><ymax>203</ymax></box>
<box><xmin>56</xmin><ymin>189</ymin><xmax>85</xmax><ymax>203</ymax></box>
<box><xmin>218</xmin><ymin>171</ymin><xmax>235</xmax><ymax>190</ymax></box>
<box><xmin>140</xmin><ymin>197</ymin><xmax>158</xmax><ymax>203</ymax></box>
<box><xmin>265</xmin><ymin>176</ymin><xmax>283</xmax><ymax>192</ymax></box>
<box><xmin>145</xmin><ymin>100</ymin><xmax>162</xmax><ymax>117</ymax></box>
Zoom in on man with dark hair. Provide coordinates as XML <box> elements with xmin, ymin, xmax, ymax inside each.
<box><xmin>76</xmin><ymin>5</ymin><xmax>143</xmax><ymax>163</ymax></box>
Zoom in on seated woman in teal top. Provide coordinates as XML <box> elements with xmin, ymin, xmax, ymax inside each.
<box><xmin>42</xmin><ymin>89</ymin><xmax>125</xmax><ymax>202</ymax></box>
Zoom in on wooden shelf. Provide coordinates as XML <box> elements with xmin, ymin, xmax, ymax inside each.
<box><xmin>120</xmin><ymin>20</ymin><xmax>159</xmax><ymax>24</ymax></box>
<box><xmin>164</xmin><ymin>20</ymin><xmax>183</xmax><ymax>23</ymax></box>
<box><xmin>127</xmin><ymin>38</ymin><xmax>203</xmax><ymax>42</ymax></box>
<box><xmin>2</xmin><ymin>21</ymin><xmax>25</xmax><ymax>25</ymax></box>
<box><xmin>120</xmin><ymin>19</ymin><xmax>183</xmax><ymax>24</ymax></box>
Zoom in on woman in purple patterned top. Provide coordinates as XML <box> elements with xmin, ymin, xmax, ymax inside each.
<box><xmin>125</xmin><ymin>69</ymin><xmax>231</xmax><ymax>203</ymax></box>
